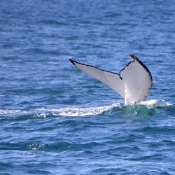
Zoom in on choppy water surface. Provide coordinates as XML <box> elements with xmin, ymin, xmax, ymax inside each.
<box><xmin>1</xmin><ymin>0</ymin><xmax>175</xmax><ymax>174</ymax></box>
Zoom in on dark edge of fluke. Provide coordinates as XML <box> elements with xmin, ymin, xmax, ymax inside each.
<box><xmin>69</xmin><ymin>55</ymin><xmax>152</xmax><ymax>102</ymax></box>
<box><xmin>129</xmin><ymin>54</ymin><xmax>153</xmax><ymax>82</ymax></box>
<box><xmin>69</xmin><ymin>58</ymin><xmax>120</xmax><ymax>75</ymax></box>
<box><xmin>69</xmin><ymin>55</ymin><xmax>152</xmax><ymax>84</ymax></box>
<box><xmin>69</xmin><ymin>59</ymin><xmax>76</xmax><ymax>66</ymax></box>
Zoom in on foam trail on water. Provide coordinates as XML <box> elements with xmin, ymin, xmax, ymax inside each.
<box><xmin>49</xmin><ymin>100</ymin><xmax>172</xmax><ymax>117</ymax></box>
<box><xmin>0</xmin><ymin>109</ymin><xmax>28</xmax><ymax>115</ymax></box>
<box><xmin>0</xmin><ymin>100</ymin><xmax>172</xmax><ymax>117</ymax></box>
<box><xmin>50</xmin><ymin>103</ymin><xmax>121</xmax><ymax>117</ymax></box>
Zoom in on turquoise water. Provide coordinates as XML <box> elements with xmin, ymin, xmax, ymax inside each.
<box><xmin>1</xmin><ymin>0</ymin><xmax>175</xmax><ymax>174</ymax></box>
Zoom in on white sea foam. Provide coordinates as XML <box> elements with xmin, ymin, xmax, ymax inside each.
<box><xmin>55</xmin><ymin>100</ymin><xmax>172</xmax><ymax>117</ymax></box>
<box><xmin>50</xmin><ymin>103</ymin><xmax>121</xmax><ymax>117</ymax></box>
<box><xmin>0</xmin><ymin>109</ymin><xmax>22</xmax><ymax>115</ymax></box>
<box><xmin>0</xmin><ymin>99</ymin><xmax>172</xmax><ymax>117</ymax></box>
<box><xmin>140</xmin><ymin>99</ymin><xmax>172</xmax><ymax>108</ymax></box>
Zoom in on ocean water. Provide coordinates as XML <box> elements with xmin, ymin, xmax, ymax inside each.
<box><xmin>1</xmin><ymin>0</ymin><xmax>175</xmax><ymax>174</ymax></box>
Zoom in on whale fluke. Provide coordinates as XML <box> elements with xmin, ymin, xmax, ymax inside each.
<box><xmin>69</xmin><ymin>54</ymin><xmax>152</xmax><ymax>105</ymax></box>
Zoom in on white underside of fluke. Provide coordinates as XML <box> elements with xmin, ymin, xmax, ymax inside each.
<box><xmin>69</xmin><ymin>55</ymin><xmax>152</xmax><ymax>105</ymax></box>
<box><xmin>125</xmin><ymin>83</ymin><xmax>132</xmax><ymax>105</ymax></box>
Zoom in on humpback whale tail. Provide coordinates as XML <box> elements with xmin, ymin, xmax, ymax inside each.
<box><xmin>69</xmin><ymin>54</ymin><xmax>152</xmax><ymax>105</ymax></box>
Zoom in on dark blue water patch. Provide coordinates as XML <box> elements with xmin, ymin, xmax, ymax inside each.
<box><xmin>40</xmin><ymin>19</ymin><xmax>69</xmax><ymax>26</ymax></box>
<box><xmin>0</xmin><ymin>142</ymin><xmax>25</xmax><ymax>151</ymax></box>
<box><xmin>164</xmin><ymin>105</ymin><xmax>175</xmax><ymax>117</ymax></box>
<box><xmin>141</xmin><ymin>126</ymin><xmax>175</xmax><ymax>134</ymax></box>
<box><xmin>0</xmin><ymin>162</ymin><xmax>16</xmax><ymax>175</ymax></box>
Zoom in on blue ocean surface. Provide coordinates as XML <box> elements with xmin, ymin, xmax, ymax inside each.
<box><xmin>1</xmin><ymin>0</ymin><xmax>175</xmax><ymax>174</ymax></box>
